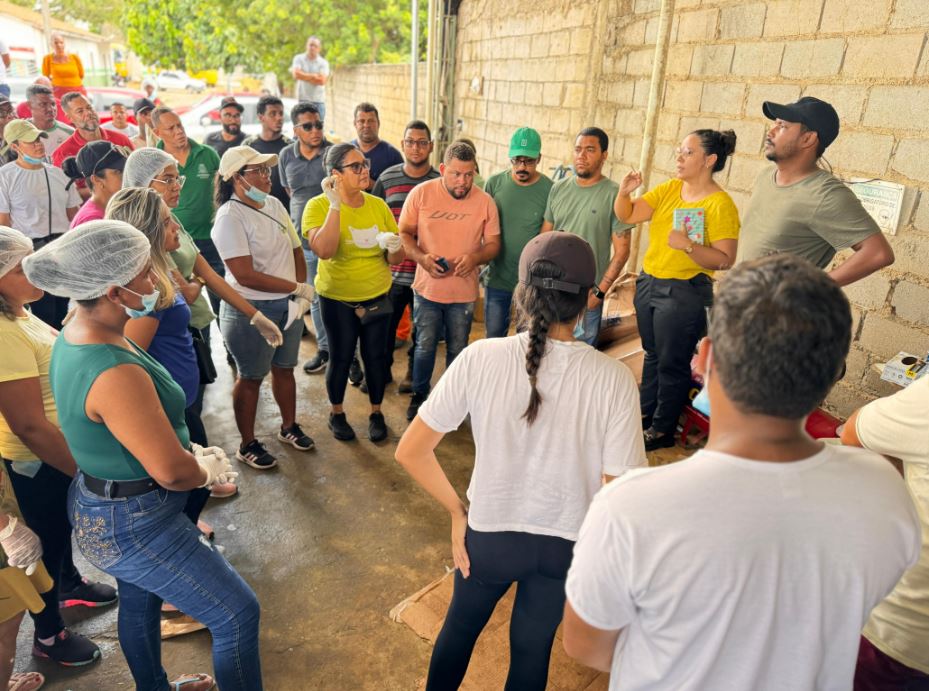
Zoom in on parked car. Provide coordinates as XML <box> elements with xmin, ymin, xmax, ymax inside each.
<box><xmin>156</xmin><ymin>70</ymin><xmax>206</xmax><ymax>93</ymax></box>
<box><xmin>180</xmin><ymin>94</ymin><xmax>297</xmax><ymax>143</ymax></box>
<box><xmin>86</xmin><ymin>87</ymin><xmax>147</xmax><ymax>118</ymax></box>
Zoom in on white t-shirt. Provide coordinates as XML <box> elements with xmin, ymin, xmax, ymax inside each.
<box><xmin>0</xmin><ymin>162</ymin><xmax>81</xmax><ymax>239</ymax></box>
<box><xmin>211</xmin><ymin>193</ymin><xmax>301</xmax><ymax>301</ymax></box>
<box><xmin>102</xmin><ymin>121</ymin><xmax>139</xmax><ymax>139</ymax></box>
<box><xmin>419</xmin><ymin>333</ymin><xmax>646</xmax><ymax>541</ymax></box>
<box><xmin>567</xmin><ymin>446</ymin><xmax>921</xmax><ymax>691</ymax></box>
<box><xmin>35</xmin><ymin>121</ymin><xmax>73</xmax><ymax>157</ymax></box>
<box><xmin>857</xmin><ymin>375</ymin><xmax>929</xmax><ymax>674</ymax></box>
<box><xmin>290</xmin><ymin>54</ymin><xmax>329</xmax><ymax>103</ymax></box>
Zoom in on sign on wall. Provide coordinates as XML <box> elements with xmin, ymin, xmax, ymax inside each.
<box><xmin>848</xmin><ymin>178</ymin><xmax>906</xmax><ymax>235</ymax></box>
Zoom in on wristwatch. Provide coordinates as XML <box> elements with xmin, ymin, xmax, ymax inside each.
<box><xmin>592</xmin><ymin>285</ymin><xmax>606</xmax><ymax>299</ymax></box>
<box><xmin>194</xmin><ymin>275</ymin><xmax>207</xmax><ymax>286</ymax></box>
<box><xmin>684</xmin><ymin>242</ymin><xmax>696</xmax><ymax>254</ymax></box>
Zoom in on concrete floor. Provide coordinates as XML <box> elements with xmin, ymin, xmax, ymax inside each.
<box><xmin>16</xmin><ymin>321</ymin><xmax>688</xmax><ymax>691</ymax></box>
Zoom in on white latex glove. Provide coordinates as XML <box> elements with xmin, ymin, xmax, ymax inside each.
<box><xmin>291</xmin><ymin>282</ymin><xmax>315</xmax><ymax>302</ymax></box>
<box><xmin>250</xmin><ymin>310</ymin><xmax>284</xmax><ymax>347</ymax></box>
<box><xmin>377</xmin><ymin>232</ymin><xmax>402</xmax><ymax>253</ymax></box>
<box><xmin>0</xmin><ymin>516</ymin><xmax>43</xmax><ymax>576</ymax></box>
<box><xmin>193</xmin><ymin>444</ymin><xmax>228</xmax><ymax>461</ymax></box>
<box><xmin>321</xmin><ymin>175</ymin><xmax>342</xmax><ymax>209</ymax></box>
<box><xmin>196</xmin><ymin>452</ymin><xmax>234</xmax><ymax>489</ymax></box>
<box><xmin>284</xmin><ymin>296</ymin><xmax>311</xmax><ymax>331</ymax></box>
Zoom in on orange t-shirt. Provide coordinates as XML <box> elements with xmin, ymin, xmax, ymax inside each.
<box><xmin>42</xmin><ymin>54</ymin><xmax>84</xmax><ymax>88</ymax></box>
<box><xmin>399</xmin><ymin>178</ymin><xmax>500</xmax><ymax>304</ymax></box>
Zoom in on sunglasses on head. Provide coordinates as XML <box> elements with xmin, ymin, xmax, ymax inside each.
<box><xmin>297</xmin><ymin>122</ymin><xmax>324</xmax><ymax>131</ymax></box>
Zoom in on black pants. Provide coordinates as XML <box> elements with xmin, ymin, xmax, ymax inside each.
<box><xmin>634</xmin><ymin>272</ymin><xmax>713</xmax><ymax>434</ymax></box>
<box><xmin>387</xmin><ymin>282</ymin><xmax>415</xmax><ymax>371</ymax></box>
<box><xmin>319</xmin><ymin>294</ymin><xmax>392</xmax><ymax>406</ymax></box>
<box><xmin>4</xmin><ymin>461</ymin><xmax>81</xmax><ymax>638</ymax></box>
<box><xmin>194</xmin><ymin>239</ymin><xmax>225</xmax><ymax>317</ymax></box>
<box><xmin>29</xmin><ymin>293</ymin><xmax>69</xmax><ymax>331</ymax></box>
<box><xmin>427</xmin><ymin>528</ymin><xmax>574</xmax><ymax>691</ymax></box>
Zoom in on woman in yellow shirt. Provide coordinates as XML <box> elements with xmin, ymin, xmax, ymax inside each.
<box><xmin>42</xmin><ymin>34</ymin><xmax>85</xmax><ymax>101</ymax></box>
<box><xmin>614</xmin><ymin>129</ymin><xmax>740</xmax><ymax>451</ymax></box>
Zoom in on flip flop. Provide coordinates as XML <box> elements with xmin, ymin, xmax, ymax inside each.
<box><xmin>170</xmin><ymin>673</ymin><xmax>214</xmax><ymax>689</ymax></box>
<box><xmin>8</xmin><ymin>672</ymin><xmax>45</xmax><ymax>691</ymax></box>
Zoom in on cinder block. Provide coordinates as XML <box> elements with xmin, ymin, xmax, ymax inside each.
<box><xmin>525</xmin><ymin>82</ymin><xmax>543</xmax><ymax>105</ymax></box>
<box><xmin>802</xmin><ymin>84</ymin><xmax>867</xmax><ymax>124</ymax></box>
<box><xmin>891</xmin><ymin>0</ymin><xmax>929</xmax><ymax>28</ymax></box>
<box><xmin>842</xmin><ymin>272</ymin><xmax>892</xmax><ymax>311</ymax></box>
<box><xmin>616</xmin><ymin>108</ymin><xmax>647</xmax><ymax>137</ymax></box>
<box><xmin>564</xmin><ymin>82</ymin><xmax>586</xmax><ymax>108</ymax></box>
<box><xmin>731</xmin><ymin>42</ymin><xmax>785</xmax><ymax>77</ymax></box>
<box><xmin>627</xmin><ymin>47</ymin><xmax>657</xmax><ymax>76</ymax></box>
<box><xmin>570</xmin><ymin>27</ymin><xmax>594</xmax><ymax>55</ymax></box>
<box><xmin>725</xmin><ymin>155</ymin><xmax>767</xmax><ymax>192</ymax></box>
<box><xmin>530</xmin><ymin>33</ymin><xmax>550</xmax><ymax>59</ymax></box>
<box><xmin>862</xmin><ymin>367</ymin><xmax>906</xmax><ymax>398</ymax></box>
<box><xmin>667</xmin><ymin>45</ymin><xmax>694</xmax><ymax>76</ymax></box>
<box><xmin>664</xmin><ymin>80</ymin><xmax>704</xmax><ymax>112</ymax></box>
<box><xmin>634</xmin><ymin>0</ymin><xmax>659</xmax><ymax>14</ymax></box>
<box><xmin>608</xmin><ymin>80</ymin><xmax>635</xmax><ymax>105</ymax></box>
<box><xmin>889</xmin><ymin>230</ymin><xmax>929</xmax><ymax>276</ymax></box>
<box><xmin>542</xmin><ymin>82</ymin><xmax>562</xmax><ymax>107</ymax></box>
<box><xmin>843</xmin><ymin>34</ymin><xmax>924</xmax><ymax>80</ymax></box>
<box><xmin>892</xmin><ymin>281</ymin><xmax>929</xmax><ymax>326</ymax></box>
<box><xmin>763</xmin><ymin>0</ymin><xmax>825</xmax><ymax>37</ymax></box>
<box><xmin>824</xmin><ymin>382</ymin><xmax>875</xmax><ymax>420</ymax></box>
<box><xmin>718</xmin><ymin>118</ymin><xmax>768</xmax><ymax>157</ymax></box>
<box><xmin>676</xmin><ymin>8</ymin><xmax>718</xmax><ymax>43</ymax></box>
<box><xmin>858</xmin><ymin>313</ymin><xmax>929</xmax><ymax>359</ymax></box>
<box><xmin>842</xmin><ymin>345</ymin><xmax>870</xmax><ymax>387</ymax></box>
<box><xmin>913</xmin><ymin>193</ymin><xmax>929</xmax><ymax>233</ymax></box>
<box><xmin>828</xmin><ymin>130</ymin><xmax>895</xmax><ymax>176</ymax></box>
<box><xmin>719</xmin><ymin>3</ymin><xmax>767</xmax><ymax>39</ymax></box>
<box><xmin>864</xmin><ymin>87</ymin><xmax>929</xmax><ymax>131</ymax></box>
<box><xmin>746</xmin><ymin>83</ymin><xmax>802</xmax><ymax>118</ymax></box>
<box><xmin>679</xmin><ymin>115</ymin><xmax>720</xmax><ymax>138</ymax></box>
<box><xmin>781</xmin><ymin>38</ymin><xmax>846</xmax><ymax>78</ymax></box>
<box><xmin>821</xmin><ymin>0</ymin><xmax>892</xmax><ymax>31</ymax></box>
<box><xmin>700</xmin><ymin>82</ymin><xmax>746</xmax><ymax>116</ymax></box>
<box><xmin>892</xmin><ymin>139</ymin><xmax>929</xmax><ymax>184</ymax></box>
<box><xmin>633</xmin><ymin>79</ymin><xmax>651</xmax><ymax>107</ymax></box>
<box><xmin>691</xmin><ymin>44</ymin><xmax>735</xmax><ymax>76</ymax></box>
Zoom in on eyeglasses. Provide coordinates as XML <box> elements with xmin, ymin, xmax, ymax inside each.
<box><xmin>298</xmin><ymin>122</ymin><xmax>324</xmax><ymax>131</ymax></box>
<box><xmin>338</xmin><ymin>159</ymin><xmax>372</xmax><ymax>174</ymax></box>
<box><xmin>674</xmin><ymin>147</ymin><xmax>698</xmax><ymax>159</ymax></box>
<box><xmin>510</xmin><ymin>157</ymin><xmax>538</xmax><ymax>167</ymax></box>
<box><xmin>241</xmin><ymin>165</ymin><xmax>272</xmax><ymax>178</ymax></box>
<box><xmin>152</xmin><ymin>175</ymin><xmax>186</xmax><ymax>188</ymax></box>
<box><xmin>403</xmin><ymin>139</ymin><xmax>431</xmax><ymax>148</ymax></box>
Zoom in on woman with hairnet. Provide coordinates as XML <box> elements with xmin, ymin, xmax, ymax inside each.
<box><xmin>22</xmin><ymin>220</ymin><xmax>263</xmax><ymax>691</ymax></box>
<box><xmin>0</xmin><ymin>226</ymin><xmax>112</xmax><ymax>669</ymax></box>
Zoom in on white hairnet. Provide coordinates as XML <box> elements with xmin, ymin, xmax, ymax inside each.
<box><xmin>0</xmin><ymin>226</ymin><xmax>33</xmax><ymax>280</ymax></box>
<box><xmin>123</xmin><ymin>147</ymin><xmax>176</xmax><ymax>188</ymax></box>
<box><xmin>22</xmin><ymin>220</ymin><xmax>152</xmax><ymax>300</ymax></box>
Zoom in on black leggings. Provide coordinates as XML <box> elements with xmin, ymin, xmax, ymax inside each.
<box><xmin>426</xmin><ymin>528</ymin><xmax>574</xmax><ymax>691</ymax></box>
<box><xmin>4</xmin><ymin>461</ymin><xmax>81</xmax><ymax>638</ymax></box>
<box><xmin>319</xmin><ymin>294</ymin><xmax>392</xmax><ymax>406</ymax></box>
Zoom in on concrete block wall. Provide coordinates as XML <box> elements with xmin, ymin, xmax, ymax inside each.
<box><xmin>330</xmin><ymin>0</ymin><xmax>929</xmax><ymax>417</ymax></box>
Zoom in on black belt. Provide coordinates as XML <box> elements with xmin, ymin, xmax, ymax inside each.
<box><xmin>32</xmin><ymin>233</ymin><xmax>63</xmax><ymax>249</ymax></box>
<box><xmin>82</xmin><ymin>473</ymin><xmax>160</xmax><ymax>499</ymax></box>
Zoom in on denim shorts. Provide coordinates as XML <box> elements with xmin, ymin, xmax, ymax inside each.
<box><xmin>219</xmin><ymin>297</ymin><xmax>303</xmax><ymax>379</ymax></box>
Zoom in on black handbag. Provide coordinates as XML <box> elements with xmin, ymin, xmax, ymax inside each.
<box><xmin>343</xmin><ymin>294</ymin><xmax>393</xmax><ymax>325</ymax></box>
<box><xmin>189</xmin><ymin>327</ymin><xmax>217</xmax><ymax>384</ymax></box>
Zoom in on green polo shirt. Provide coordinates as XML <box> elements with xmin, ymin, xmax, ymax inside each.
<box><xmin>157</xmin><ymin>140</ymin><xmax>220</xmax><ymax>240</ymax></box>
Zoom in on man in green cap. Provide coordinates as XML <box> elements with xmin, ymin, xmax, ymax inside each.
<box><xmin>483</xmin><ymin>126</ymin><xmax>553</xmax><ymax>337</ymax></box>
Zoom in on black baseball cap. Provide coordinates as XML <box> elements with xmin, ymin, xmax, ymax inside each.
<box><xmin>220</xmin><ymin>96</ymin><xmax>244</xmax><ymax>113</ymax></box>
<box><xmin>762</xmin><ymin>96</ymin><xmax>840</xmax><ymax>150</ymax></box>
<box><xmin>518</xmin><ymin>232</ymin><xmax>595</xmax><ymax>294</ymax></box>
<box><xmin>76</xmin><ymin>140</ymin><xmax>128</xmax><ymax>176</ymax></box>
<box><xmin>133</xmin><ymin>97</ymin><xmax>156</xmax><ymax>115</ymax></box>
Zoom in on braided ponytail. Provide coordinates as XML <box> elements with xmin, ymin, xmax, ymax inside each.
<box><xmin>523</xmin><ymin>311</ymin><xmax>550</xmax><ymax>424</ymax></box>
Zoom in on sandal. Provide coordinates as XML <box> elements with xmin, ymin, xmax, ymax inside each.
<box><xmin>209</xmin><ymin>481</ymin><xmax>238</xmax><ymax>499</ymax></box>
<box><xmin>8</xmin><ymin>672</ymin><xmax>45</xmax><ymax>691</ymax></box>
<box><xmin>170</xmin><ymin>673</ymin><xmax>214</xmax><ymax>690</ymax></box>
<box><xmin>196</xmin><ymin>520</ymin><xmax>215</xmax><ymax>541</ymax></box>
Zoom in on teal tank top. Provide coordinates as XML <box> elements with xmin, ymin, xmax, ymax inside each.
<box><xmin>49</xmin><ymin>335</ymin><xmax>190</xmax><ymax>481</ymax></box>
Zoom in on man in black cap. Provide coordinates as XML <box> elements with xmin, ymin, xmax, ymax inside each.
<box><xmin>738</xmin><ymin>96</ymin><xmax>894</xmax><ymax>286</ymax></box>
<box><xmin>0</xmin><ymin>95</ymin><xmax>15</xmax><ymax>165</ymax></box>
<box><xmin>204</xmin><ymin>96</ymin><xmax>246</xmax><ymax>157</ymax></box>
<box><xmin>131</xmin><ymin>97</ymin><xmax>156</xmax><ymax>149</ymax></box>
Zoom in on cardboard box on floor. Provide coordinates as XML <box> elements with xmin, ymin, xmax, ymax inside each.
<box><xmin>598</xmin><ymin>272</ymin><xmax>643</xmax><ymax>385</ymax></box>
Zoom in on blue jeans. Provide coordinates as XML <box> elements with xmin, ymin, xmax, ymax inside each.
<box><xmin>0</xmin><ymin>84</ymin><xmax>10</xmax><ymax>98</ymax></box>
<box><xmin>412</xmin><ymin>294</ymin><xmax>474</xmax><ymax>396</ymax></box>
<box><xmin>68</xmin><ymin>474</ymin><xmax>262</xmax><ymax>691</ymax></box>
<box><xmin>302</xmin><ymin>247</ymin><xmax>328</xmax><ymax>352</ymax></box>
<box><xmin>484</xmin><ymin>286</ymin><xmax>514</xmax><ymax>338</ymax></box>
<box><xmin>219</xmin><ymin>297</ymin><xmax>304</xmax><ymax>379</ymax></box>
<box><xmin>579</xmin><ymin>304</ymin><xmax>602</xmax><ymax>347</ymax></box>
<box><xmin>311</xmin><ymin>101</ymin><xmax>326</xmax><ymax>124</ymax></box>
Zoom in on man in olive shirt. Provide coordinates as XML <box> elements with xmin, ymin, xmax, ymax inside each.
<box><xmin>541</xmin><ymin>127</ymin><xmax>632</xmax><ymax>346</ymax></box>
<box><xmin>153</xmin><ymin>106</ymin><xmax>223</xmax><ymax>308</ymax></box>
<box><xmin>738</xmin><ymin>97</ymin><xmax>894</xmax><ymax>286</ymax></box>
<box><xmin>484</xmin><ymin>126</ymin><xmax>553</xmax><ymax>337</ymax></box>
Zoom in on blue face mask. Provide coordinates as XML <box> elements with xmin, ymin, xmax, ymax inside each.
<box><xmin>572</xmin><ymin>315</ymin><xmax>586</xmax><ymax>340</ymax></box>
<box><xmin>121</xmin><ymin>286</ymin><xmax>160</xmax><ymax>318</ymax></box>
<box><xmin>21</xmin><ymin>153</ymin><xmax>45</xmax><ymax>165</ymax></box>
<box><xmin>241</xmin><ymin>178</ymin><xmax>268</xmax><ymax>203</ymax></box>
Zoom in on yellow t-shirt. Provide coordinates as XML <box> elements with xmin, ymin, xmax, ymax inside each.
<box><xmin>0</xmin><ymin>312</ymin><xmax>58</xmax><ymax>461</ymax></box>
<box><xmin>302</xmin><ymin>192</ymin><xmax>399</xmax><ymax>302</ymax></box>
<box><xmin>641</xmin><ymin>178</ymin><xmax>740</xmax><ymax>280</ymax></box>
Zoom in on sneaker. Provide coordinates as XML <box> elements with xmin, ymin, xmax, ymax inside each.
<box><xmin>643</xmin><ymin>427</ymin><xmax>676</xmax><ymax>451</ymax></box>
<box><xmin>406</xmin><ymin>392</ymin><xmax>427</xmax><ymax>421</ymax></box>
<box><xmin>359</xmin><ymin>381</ymin><xmax>368</xmax><ymax>394</ymax></box>
<box><xmin>235</xmin><ymin>439</ymin><xmax>278</xmax><ymax>470</ymax></box>
<box><xmin>59</xmin><ymin>578</ymin><xmax>118</xmax><ymax>609</ymax></box>
<box><xmin>349</xmin><ymin>358</ymin><xmax>364</xmax><ymax>386</ymax></box>
<box><xmin>398</xmin><ymin>368</ymin><xmax>413</xmax><ymax>394</ymax></box>
<box><xmin>328</xmin><ymin>412</ymin><xmax>356</xmax><ymax>441</ymax></box>
<box><xmin>278</xmin><ymin>423</ymin><xmax>315</xmax><ymax>451</ymax></box>
<box><xmin>303</xmin><ymin>350</ymin><xmax>329</xmax><ymax>373</ymax></box>
<box><xmin>33</xmin><ymin>628</ymin><xmax>101</xmax><ymax>667</ymax></box>
<box><xmin>368</xmin><ymin>412</ymin><xmax>388</xmax><ymax>442</ymax></box>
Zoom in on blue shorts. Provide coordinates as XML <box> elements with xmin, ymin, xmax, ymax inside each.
<box><xmin>219</xmin><ymin>297</ymin><xmax>303</xmax><ymax>379</ymax></box>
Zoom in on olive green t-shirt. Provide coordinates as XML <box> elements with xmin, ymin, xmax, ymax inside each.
<box><xmin>543</xmin><ymin>176</ymin><xmax>633</xmax><ymax>280</ymax></box>
<box><xmin>738</xmin><ymin>167</ymin><xmax>880</xmax><ymax>269</ymax></box>
<box><xmin>168</xmin><ymin>224</ymin><xmax>215</xmax><ymax>329</ymax></box>
<box><xmin>484</xmin><ymin>170</ymin><xmax>553</xmax><ymax>292</ymax></box>
<box><xmin>49</xmin><ymin>336</ymin><xmax>190</xmax><ymax>481</ymax></box>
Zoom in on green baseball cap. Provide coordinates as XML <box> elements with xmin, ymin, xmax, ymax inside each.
<box><xmin>508</xmin><ymin>127</ymin><xmax>541</xmax><ymax>159</ymax></box>
<box><xmin>3</xmin><ymin>119</ymin><xmax>48</xmax><ymax>145</ymax></box>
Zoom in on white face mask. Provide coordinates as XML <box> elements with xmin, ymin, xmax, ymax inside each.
<box><xmin>121</xmin><ymin>286</ymin><xmax>160</xmax><ymax>318</ymax></box>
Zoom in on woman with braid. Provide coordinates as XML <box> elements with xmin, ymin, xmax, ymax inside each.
<box><xmin>396</xmin><ymin>232</ymin><xmax>646</xmax><ymax>690</ymax></box>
